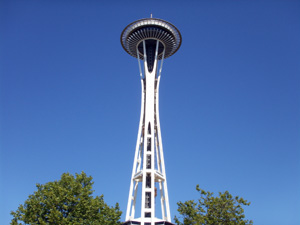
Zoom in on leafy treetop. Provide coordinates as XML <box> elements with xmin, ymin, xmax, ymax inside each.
<box><xmin>174</xmin><ymin>185</ymin><xmax>253</xmax><ymax>225</ymax></box>
<box><xmin>11</xmin><ymin>172</ymin><xmax>121</xmax><ymax>225</ymax></box>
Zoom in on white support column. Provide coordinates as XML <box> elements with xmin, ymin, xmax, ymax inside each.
<box><xmin>155</xmin><ymin>73</ymin><xmax>171</xmax><ymax>222</ymax></box>
<box><xmin>125</xmin><ymin>75</ymin><xmax>145</xmax><ymax>221</ymax></box>
<box><xmin>125</xmin><ymin>40</ymin><xmax>172</xmax><ymax>225</ymax></box>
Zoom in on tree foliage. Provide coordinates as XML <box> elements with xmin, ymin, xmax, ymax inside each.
<box><xmin>174</xmin><ymin>185</ymin><xmax>253</xmax><ymax>225</ymax></box>
<box><xmin>10</xmin><ymin>172</ymin><xmax>121</xmax><ymax>225</ymax></box>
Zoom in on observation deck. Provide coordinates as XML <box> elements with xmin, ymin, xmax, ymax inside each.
<box><xmin>121</xmin><ymin>18</ymin><xmax>182</xmax><ymax>60</ymax></box>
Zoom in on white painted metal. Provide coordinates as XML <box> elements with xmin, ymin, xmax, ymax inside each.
<box><xmin>125</xmin><ymin>39</ymin><xmax>171</xmax><ymax>225</ymax></box>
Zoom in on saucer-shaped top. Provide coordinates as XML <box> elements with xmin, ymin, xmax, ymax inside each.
<box><xmin>121</xmin><ymin>18</ymin><xmax>182</xmax><ymax>60</ymax></box>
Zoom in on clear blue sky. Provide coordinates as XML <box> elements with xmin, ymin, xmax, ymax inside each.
<box><xmin>1</xmin><ymin>0</ymin><xmax>299</xmax><ymax>224</ymax></box>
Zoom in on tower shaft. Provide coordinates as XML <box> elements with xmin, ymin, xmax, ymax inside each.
<box><xmin>125</xmin><ymin>40</ymin><xmax>171</xmax><ymax>225</ymax></box>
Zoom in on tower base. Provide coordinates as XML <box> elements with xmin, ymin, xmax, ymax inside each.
<box><xmin>122</xmin><ymin>221</ymin><xmax>175</xmax><ymax>225</ymax></box>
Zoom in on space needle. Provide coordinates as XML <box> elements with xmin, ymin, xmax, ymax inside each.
<box><xmin>121</xmin><ymin>17</ymin><xmax>182</xmax><ymax>225</ymax></box>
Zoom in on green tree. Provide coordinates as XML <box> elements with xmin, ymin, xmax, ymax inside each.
<box><xmin>174</xmin><ymin>185</ymin><xmax>253</xmax><ymax>225</ymax></box>
<box><xmin>10</xmin><ymin>172</ymin><xmax>122</xmax><ymax>225</ymax></box>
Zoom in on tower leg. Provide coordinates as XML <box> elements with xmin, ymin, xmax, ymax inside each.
<box><xmin>124</xmin><ymin>40</ymin><xmax>174</xmax><ymax>225</ymax></box>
